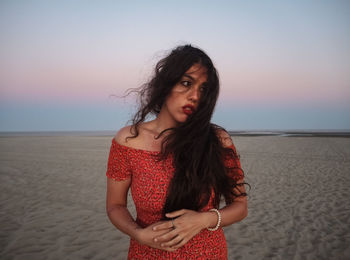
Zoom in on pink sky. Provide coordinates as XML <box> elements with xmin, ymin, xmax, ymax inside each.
<box><xmin>1</xmin><ymin>1</ymin><xmax>349</xmax><ymax>130</ymax></box>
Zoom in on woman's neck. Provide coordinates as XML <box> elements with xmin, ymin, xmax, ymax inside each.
<box><xmin>152</xmin><ymin>109</ymin><xmax>178</xmax><ymax>134</ymax></box>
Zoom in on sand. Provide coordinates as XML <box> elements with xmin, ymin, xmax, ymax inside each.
<box><xmin>0</xmin><ymin>135</ymin><xmax>349</xmax><ymax>260</ymax></box>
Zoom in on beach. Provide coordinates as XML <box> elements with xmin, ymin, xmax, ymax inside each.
<box><xmin>0</xmin><ymin>135</ymin><xmax>349</xmax><ymax>259</ymax></box>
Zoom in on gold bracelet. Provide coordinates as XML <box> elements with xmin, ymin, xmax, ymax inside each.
<box><xmin>207</xmin><ymin>208</ymin><xmax>221</xmax><ymax>231</ymax></box>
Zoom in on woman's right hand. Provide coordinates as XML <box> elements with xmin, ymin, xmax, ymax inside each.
<box><xmin>135</xmin><ymin>221</ymin><xmax>176</xmax><ymax>252</ymax></box>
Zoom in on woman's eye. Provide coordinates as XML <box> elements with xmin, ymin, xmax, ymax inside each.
<box><xmin>181</xmin><ymin>81</ymin><xmax>191</xmax><ymax>87</ymax></box>
<box><xmin>200</xmin><ymin>85</ymin><xmax>207</xmax><ymax>92</ymax></box>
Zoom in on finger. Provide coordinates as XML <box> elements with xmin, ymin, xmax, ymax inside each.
<box><xmin>161</xmin><ymin>234</ymin><xmax>184</xmax><ymax>248</ymax></box>
<box><xmin>154</xmin><ymin>229</ymin><xmax>178</xmax><ymax>243</ymax></box>
<box><xmin>152</xmin><ymin>221</ymin><xmax>173</xmax><ymax>231</ymax></box>
<box><xmin>171</xmin><ymin>237</ymin><xmax>188</xmax><ymax>249</ymax></box>
<box><xmin>165</xmin><ymin>209</ymin><xmax>187</xmax><ymax>218</ymax></box>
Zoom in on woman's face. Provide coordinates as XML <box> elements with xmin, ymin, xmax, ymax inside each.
<box><xmin>161</xmin><ymin>63</ymin><xmax>208</xmax><ymax>125</ymax></box>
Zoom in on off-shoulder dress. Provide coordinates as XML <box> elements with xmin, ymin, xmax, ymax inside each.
<box><xmin>106</xmin><ymin>138</ymin><xmax>243</xmax><ymax>259</ymax></box>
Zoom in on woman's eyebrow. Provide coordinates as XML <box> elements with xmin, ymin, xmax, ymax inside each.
<box><xmin>183</xmin><ymin>74</ymin><xmax>195</xmax><ymax>81</ymax></box>
<box><xmin>183</xmin><ymin>73</ymin><xmax>208</xmax><ymax>85</ymax></box>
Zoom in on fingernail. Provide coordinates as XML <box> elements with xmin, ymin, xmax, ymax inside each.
<box><xmin>152</xmin><ymin>227</ymin><xmax>156</xmax><ymax>231</ymax></box>
<box><xmin>154</xmin><ymin>238</ymin><xmax>157</xmax><ymax>242</ymax></box>
<box><xmin>161</xmin><ymin>243</ymin><xmax>164</xmax><ymax>247</ymax></box>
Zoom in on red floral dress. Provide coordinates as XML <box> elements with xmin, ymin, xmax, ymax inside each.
<box><xmin>106</xmin><ymin>139</ymin><xmax>243</xmax><ymax>259</ymax></box>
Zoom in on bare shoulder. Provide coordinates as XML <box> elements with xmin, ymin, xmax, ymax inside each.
<box><xmin>114</xmin><ymin>125</ymin><xmax>133</xmax><ymax>145</ymax></box>
<box><xmin>216</xmin><ymin>128</ymin><xmax>234</xmax><ymax>148</ymax></box>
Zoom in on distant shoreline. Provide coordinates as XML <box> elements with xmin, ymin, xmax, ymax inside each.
<box><xmin>1</xmin><ymin>130</ymin><xmax>350</xmax><ymax>137</ymax></box>
<box><xmin>228</xmin><ymin>130</ymin><xmax>350</xmax><ymax>137</ymax></box>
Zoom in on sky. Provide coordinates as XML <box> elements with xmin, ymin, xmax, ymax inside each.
<box><xmin>1</xmin><ymin>0</ymin><xmax>349</xmax><ymax>131</ymax></box>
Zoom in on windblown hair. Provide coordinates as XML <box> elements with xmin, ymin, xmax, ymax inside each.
<box><xmin>128</xmin><ymin>44</ymin><xmax>247</xmax><ymax>216</ymax></box>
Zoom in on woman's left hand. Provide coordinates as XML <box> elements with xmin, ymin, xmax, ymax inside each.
<box><xmin>152</xmin><ymin>209</ymin><xmax>210</xmax><ymax>249</ymax></box>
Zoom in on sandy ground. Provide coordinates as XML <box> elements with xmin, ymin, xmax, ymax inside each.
<box><xmin>0</xmin><ymin>135</ymin><xmax>349</xmax><ymax>260</ymax></box>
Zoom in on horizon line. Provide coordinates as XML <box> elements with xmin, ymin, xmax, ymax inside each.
<box><xmin>1</xmin><ymin>129</ymin><xmax>350</xmax><ymax>137</ymax></box>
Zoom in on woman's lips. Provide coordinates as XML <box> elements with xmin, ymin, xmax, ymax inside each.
<box><xmin>182</xmin><ymin>104</ymin><xmax>195</xmax><ymax>115</ymax></box>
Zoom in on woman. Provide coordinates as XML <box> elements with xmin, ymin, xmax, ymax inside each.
<box><xmin>106</xmin><ymin>45</ymin><xmax>248</xmax><ymax>259</ymax></box>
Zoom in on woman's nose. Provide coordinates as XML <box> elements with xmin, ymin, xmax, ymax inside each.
<box><xmin>188</xmin><ymin>86</ymin><xmax>200</xmax><ymax>102</ymax></box>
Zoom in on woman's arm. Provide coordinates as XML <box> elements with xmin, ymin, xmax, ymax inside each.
<box><xmin>152</xmin><ymin>180</ymin><xmax>247</xmax><ymax>249</ymax></box>
<box><xmin>106</xmin><ymin>178</ymin><xmax>139</xmax><ymax>238</ymax></box>
<box><xmin>201</xmin><ymin>179</ymin><xmax>248</xmax><ymax>228</ymax></box>
<box><xmin>106</xmin><ymin>177</ymin><xmax>175</xmax><ymax>252</ymax></box>
<box><xmin>106</xmin><ymin>127</ymin><xmax>174</xmax><ymax>251</ymax></box>
<box><xmin>211</xmin><ymin>129</ymin><xmax>248</xmax><ymax>227</ymax></box>
<box><xmin>153</xmin><ymin>130</ymin><xmax>248</xmax><ymax>249</ymax></box>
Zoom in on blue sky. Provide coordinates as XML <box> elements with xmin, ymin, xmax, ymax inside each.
<box><xmin>1</xmin><ymin>0</ymin><xmax>349</xmax><ymax>131</ymax></box>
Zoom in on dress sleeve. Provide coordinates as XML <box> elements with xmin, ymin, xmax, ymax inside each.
<box><xmin>224</xmin><ymin>143</ymin><xmax>244</xmax><ymax>182</ymax></box>
<box><xmin>106</xmin><ymin>139</ymin><xmax>132</xmax><ymax>181</ymax></box>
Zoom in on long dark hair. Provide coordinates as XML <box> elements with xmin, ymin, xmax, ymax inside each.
<box><xmin>128</xmin><ymin>44</ymin><xmax>247</xmax><ymax>216</ymax></box>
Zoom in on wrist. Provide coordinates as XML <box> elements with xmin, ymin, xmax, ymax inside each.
<box><xmin>207</xmin><ymin>208</ymin><xmax>221</xmax><ymax>231</ymax></box>
<box><xmin>201</xmin><ymin>211</ymin><xmax>218</xmax><ymax>229</ymax></box>
<box><xmin>132</xmin><ymin>226</ymin><xmax>144</xmax><ymax>243</ymax></box>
